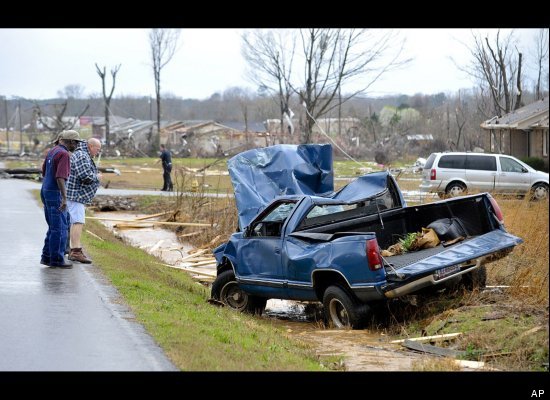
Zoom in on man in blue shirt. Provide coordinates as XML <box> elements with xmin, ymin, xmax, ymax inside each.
<box><xmin>40</xmin><ymin>130</ymin><xmax>82</xmax><ymax>268</ymax></box>
<box><xmin>159</xmin><ymin>144</ymin><xmax>173</xmax><ymax>191</ymax></box>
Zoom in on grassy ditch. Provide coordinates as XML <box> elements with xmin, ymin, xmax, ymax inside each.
<box><xmin>81</xmin><ymin>218</ymin><xmax>323</xmax><ymax>371</ymax></box>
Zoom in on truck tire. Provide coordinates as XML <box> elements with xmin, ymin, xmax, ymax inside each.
<box><xmin>211</xmin><ymin>270</ymin><xmax>266</xmax><ymax>315</ymax></box>
<box><xmin>322</xmin><ymin>285</ymin><xmax>369</xmax><ymax>329</ymax></box>
<box><xmin>461</xmin><ymin>265</ymin><xmax>487</xmax><ymax>291</ymax></box>
<box><xmin>446</xmin><ymin>182</ymin><xmax>467</xmax><ymax>197</ymax></box>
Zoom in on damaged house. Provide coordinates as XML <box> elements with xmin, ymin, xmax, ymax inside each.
<box><xmin>481</xmin><ymin>98</ymin><xmax>549</xmax><ymax>169</ymax></box>
<box><xmin>162</xmin><ymin>120</ymin><xmax>270</xmax><ymax>157</ymax></box>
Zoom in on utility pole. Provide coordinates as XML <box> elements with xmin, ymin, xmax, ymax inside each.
<box><xmin>18</xmin><ymin>100</ymin><xmax>22</xmax><ymax>154</ymax></box>
<box><xmin>3</xmin><ymin>97</ymin><xmax>9</xmax><ymax>152</ymax></box>
<box><xmin>149</xmin><ymin>96</ymin><xmax>153</xmax><ymax>139</ymax></box>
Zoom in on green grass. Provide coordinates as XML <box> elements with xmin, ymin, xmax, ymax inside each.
<box><xmin>81</xmin><ymin>219</ymin><xmax>323</xmax><ymax>371</ymax></box>
<box><xmin>105</xmin><ymin>157</ymin><xmax>227</xmax><ymax>170</ymax></box>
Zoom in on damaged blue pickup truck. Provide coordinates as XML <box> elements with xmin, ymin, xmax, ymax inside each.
<box><xmin>211</xmin><ymin>144</ymin><xmax>523</xmax><ymax>328</ymax></box>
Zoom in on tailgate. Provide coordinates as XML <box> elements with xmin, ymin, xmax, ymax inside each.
<box><xmin>385</xmin><ymin>229</ymin><xmax>522</xmax><ymax>281</ymax></box>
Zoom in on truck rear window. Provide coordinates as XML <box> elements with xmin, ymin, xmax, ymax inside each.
<box><xmin>298</xmin><ymin>191</ymin><xmax>396</xmax><ymax>229</ymax></box>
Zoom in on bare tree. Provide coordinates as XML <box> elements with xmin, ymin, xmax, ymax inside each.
<box><xmin>95</xmin><ymin>63</ymin><xmax>121</xmax><ymax>149</ymax></box>
<box><xmin>295</xmin><ymin>29</ymin><xmax>410</xmax><ymax>143</ymax></box>
<box><xmin>533</xmin><ymin>29</ymin><xmax>549</xmax><ymax>100</ymax></box>
<box><xmin>243</xmin><ymin>29</ymin><xmax>410</xmax><ymax>144</ymax></box>
<box><xmin>242</xmin><ymin>29</ymin><xmax>296</xmax><ymax>141</ymax></box>
<box><xmin>57</xmin><ymin>84</ymin><xmax>86</xmax><ymax>99</ymax></box>
<box><xmin>452</xmin><ymin>91</ymin><xmax>467</xmax><ymax>151</ymax></box>
<box><xmin>458</xmin><ymin>30</ymin><xmax>523</xmax><ymax>117</ymax></box>
<box><xmin>34</xmin><ymin>101</ymin><xmax>89</xmax><ymax>140</ymax></box>
<box><xmin>149</xmin><ymin>28</ymin><xmax>180</xmax><ymax>147</ymax></box>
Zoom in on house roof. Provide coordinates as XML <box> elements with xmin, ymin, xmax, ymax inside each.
<box><xmin>218</xmin><ymin>120</ymin><xmax>267</xmax><ymax>132</ymax></box>
<box><xmin>481</xmin><ymin>98</ymin><xmax>549</xmax><ymax>130</ymax></box>
<box><xmin>406</xmin><ymin>134</ymin><xmax>433</xmax><ymax>141</ymax></box>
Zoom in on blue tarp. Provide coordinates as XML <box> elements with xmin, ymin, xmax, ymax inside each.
<box><xmin>332</xmin><ymin>172</ymin><xmax>389</xmax><ymax>202</ymax></box>
<box><xmin>228</xmin><ymin>144</ymin><xmax>334</xmax><ymax>229</ymax></box>
<box><xmin>228</xmin><ymin>144</ymin><xmax>394</xmax><ymax>229</ymax></box>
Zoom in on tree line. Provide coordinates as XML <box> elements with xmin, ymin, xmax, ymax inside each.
<box><xmin>1</xmin><ymin>28</ymin><xmax>548</xmax><ymax>160</ymax></box>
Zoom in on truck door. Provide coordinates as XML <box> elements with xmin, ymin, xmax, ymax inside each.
<box><xmin>236</xmin><ymin>201</ymin><xmax>297</xmax><ymax>296</ymax></box>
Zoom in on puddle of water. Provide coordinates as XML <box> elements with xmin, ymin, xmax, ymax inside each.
<box><xmin>95</xmin><ymin>211</ymin><xmax>193</xmax><ymax>265</ymax></box>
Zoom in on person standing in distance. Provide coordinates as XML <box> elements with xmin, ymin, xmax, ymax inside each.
<box><xmin>66</xmin><ymin>138</ymin><xmax>102</xmax><ymax>264</ymax></box>
<box><xmin>40</xmin><ymin>130</ymin><xmax>82</xmax><ymax>268</ymax></box>
<box><xmin>159</xmin><ymin>144</ymin><xmax>173</xmax><ymax>191</ymax></box>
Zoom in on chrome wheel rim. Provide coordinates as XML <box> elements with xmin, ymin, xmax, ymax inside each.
<box><xmin>328</xmin><ymin>298</ymin><xmax>350</xmax><ymax>328</ymax></box>
<box><xmin>220</xmin><ymin>281</ymin><xmax>248</xmax><ymax>310</ymax></box>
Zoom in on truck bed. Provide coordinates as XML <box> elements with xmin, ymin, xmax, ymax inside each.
<box><xmin>298</xmin><ymin>194</ymin><xmax>495</xmax><ymax>250</ymax></box>
<box><xmin>383</xmin><ymin>237</ymin><xmax>475</xmax><ymax>269</ymax></box>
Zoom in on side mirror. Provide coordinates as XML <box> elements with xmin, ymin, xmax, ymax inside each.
<box><xmin>522</xmin><ymin>167</ymin><xmax>528</xmax><ymax>173</ymax></box>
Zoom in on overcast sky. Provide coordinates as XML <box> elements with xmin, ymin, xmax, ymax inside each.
<box><xmin>0</xmin><ymin>28</ymin><xmax>543</xmax><ymax>100</ymax></box>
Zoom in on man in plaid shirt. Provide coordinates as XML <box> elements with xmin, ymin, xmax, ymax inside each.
<box><xmin>66</xmin><ymin>138</ymin><xmax>102</xmax><ymax>263</ymax></box>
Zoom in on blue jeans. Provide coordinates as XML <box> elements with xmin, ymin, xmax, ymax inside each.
<box><xmin>41</xmin><ymin>189</ymin><xmax>69</xmax><ymax>265</ymax></box>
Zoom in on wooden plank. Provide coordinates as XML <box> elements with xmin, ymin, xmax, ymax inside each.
<box><xmin>114</xmin><ymin>223</ymin><xmax>154</xmax><ymax>229</ymax></box>
<box><xmin>184</xmin><ymin>259</ymin><xmax>217</xmax><ymax>267</ymax></box>
<box><xmin>149</xmin><ymin>240</ymin><xmax>164</xmax><ymax>253</ymax></box>
<box><xmin>177</xmin><ymin>231</ymin><xmax>202</xmax><ymax>238</ymax></box>
<box><xmin>87</xmin><ymin>216</ymin><xmax>212</xmax><ymax>227</ymax></box>
<box><xmin>182</xmin><ymin>263</ymin><xmax>216</xmax><ymax>269</ymax></box>
<box><xmin>157</xmin><ymin>262</ymin><xmax>217</xmax><ymax>278</ymax></box>
<box><xmin>180</xmin><ymin>249</ymin><xmax>208</xmax><ymax>261</ymax></box>
<box><xmin>519</xmin><ymin>325</ymin><xmax>545</xmax><ymax>338</ymax></box>
<box><xmin>179</xmin><ymin>266</ymin><xmax>217</xmax><ymax>277</ymax></box>
<box><xmin>390</xmin><ymin>332</ymin><xmax>462</xmax><ymax>344</ymax></box>
<box><xmin>402</xmin><ymin>340</ymin><xmax>461</xmax><ymax>358</ymax></box>
<box><xmin>85</xmin><ymin>229</ymin><xmax>104</xmax><ymax>241</ymax></box>
<box><xmin>133</xmin><ymin>211</ymin><xmax>171</xmax><ymax>221</ymax></box>
<box><xmin>181</xmin><ymin>256</ymin><xmax>215</xmax><ymax>262</ymax></box>
<box><xmin>454</xmin><ymin>359</ymin><xmax>495</xmax><ymax>370</ymax></box>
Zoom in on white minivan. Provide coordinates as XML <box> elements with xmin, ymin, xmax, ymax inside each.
<box><xmin>420</xmin><ymin>152</ymin><xmax>549</xmax><ymax>199</ymax></box>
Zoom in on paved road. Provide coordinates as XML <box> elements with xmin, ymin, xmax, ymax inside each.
<box><xmin>0</xmin><ymin>178</ymin><xmax>177</xmax><ymax>371</ymax></box>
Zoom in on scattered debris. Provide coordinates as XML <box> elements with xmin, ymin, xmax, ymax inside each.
<box><xmin>92</xmin><ymin>196</ymin><xmax>138</xmax><ymax>211</ymax></box>
<box><xmin>87</xmin><ymin>216</ymin><xmax>213</xmax><ymax>227</ymax></box>
<box><xmin>481</xmin><ymin>311</ymin><xmax>507</xmax><ymax>321</ymax></box>
<box><xmin>390</xmin><ymin>332</ymin><xmax>463</xmax><ymax>344</ymax></box>
<box><xmin>402</xmin><ymin>339</ymin><xmax>461</xmax><ymax>358</ymax></box>
<box><xmin>518</xmin><ymin>325</ymin><xmax>545</xmax><ymax>338</ymax></box>
<box><xmin>85</xmin><ymin>229</ymin><xmax>104</xmax><ymax>241</ymax></box>
<box><xmin>149</xmin><ymin>240</ymin><xmax>164</xmax><ymax>253</ymax></box>
<box><xmin>114</xmin><ymin>223</ymin><xmax>154</xmax><ymax>229</ymax></box>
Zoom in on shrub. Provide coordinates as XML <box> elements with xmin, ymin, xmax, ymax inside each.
<box><xmin>520</xmin><ymin>157</ymin><xmax>547</xmax><ymax>172</ymax></box>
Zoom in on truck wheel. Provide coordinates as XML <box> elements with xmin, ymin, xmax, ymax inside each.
<box><xmin>461</xmin><ymin>265</ymin><xmax>487</xmax><ymax>291</ymax></box>
<box><xmin>322</xmin><ymin>285</ymin><xmax>369</xmax><ymax>329</ymax></box>
<box><xmin>446</xmin><ymin>182</ymin><xmax>466</xmax><ymax>197</ymax></box>
<box><xmin>211</xmin><ymin>270</ymin><xmax>266</xmax><ymax>315</ymax></box>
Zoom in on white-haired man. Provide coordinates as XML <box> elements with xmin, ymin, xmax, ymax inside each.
<box><xmin>66</xmin><ymin>138</ymin><xmax>102</xmax><ymax>264</ymax></box>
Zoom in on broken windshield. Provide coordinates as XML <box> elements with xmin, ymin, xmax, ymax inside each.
<box><xmin>298</xmin><ymin>190</ymin><xmax>397</xmax><ymax>230</ymax></box>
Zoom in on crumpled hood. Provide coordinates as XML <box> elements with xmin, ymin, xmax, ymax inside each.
<box><xmin>228</xmin><ymin>144</ymin><xmax>333</xmax><ymax>229</ymax></box>
<box><xmin>228</xmin><ymin>144</ymin><xmax>394</xmax><ymax>229</ymax></box>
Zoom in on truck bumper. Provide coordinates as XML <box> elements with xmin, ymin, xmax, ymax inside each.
<box><xmin>383</xmin><ymin>258</ymin><xmax>484</xmax><ymax>298</ymax></box>
<box><xmin>352</xmin><ymin>284</ymin><xmax>386</xmax><ymax>302</ymax></box>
